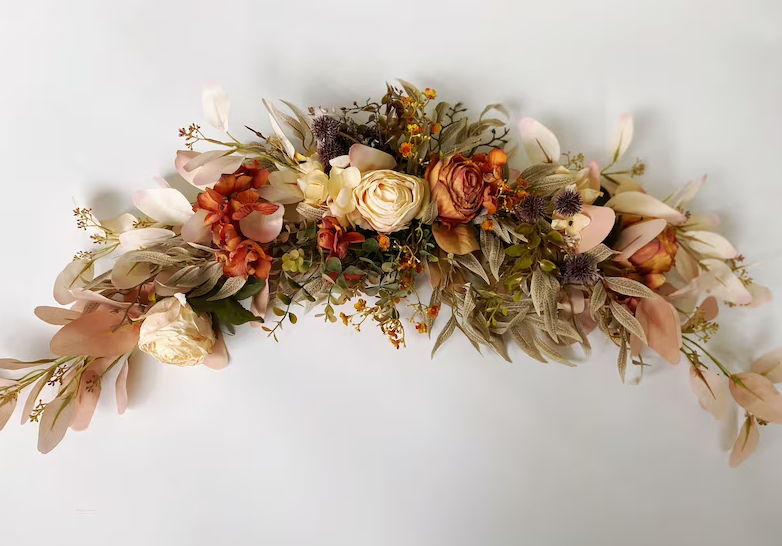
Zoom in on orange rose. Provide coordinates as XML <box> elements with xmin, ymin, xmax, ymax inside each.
<box><xmin>425</xmin><ymin>154</ymin><xmax>488</xmax><ymax>224</ymax></box>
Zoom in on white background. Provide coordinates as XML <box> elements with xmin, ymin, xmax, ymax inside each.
<box><xmin>1</xmin><ymin>1</ymin><xmax>781</xmax><ymax>544</ymax></box>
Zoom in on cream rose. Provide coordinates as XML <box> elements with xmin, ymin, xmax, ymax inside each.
<box><xmin>138</xmin><ymin>294</ymin><xmax>216</xmax><ymax>366</ymax></box>
<box><xmin>352</xmin><ymin>170</ymin><xmax>428</xmax><ymax>233</ymax></box>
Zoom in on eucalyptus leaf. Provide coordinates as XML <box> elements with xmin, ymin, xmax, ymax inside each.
<box><xmin>431</xmin><ymin>315</ymin><xmax>457</xmax><ymax>358</ymax></box>
<box><xmin>454</xmin><ymin>253</ymin><xmax>490</xmax><ymax>285</ymax></box>
<box><xmin>609</xmin><ymin>300</ymin><xmax>647</xmax><ymax>345</ymax></box>
<box><xmin>206</xmin><ymin>276</ymin><xmax>247</xmax><ymax>301</ymax></box>
<box><xmin>604</xmin><ymin>277</ymin><xmax>657</xmax><ymax>299</ymax></box>
<box><xmin>480</xmin><ymin>229</ymin><xmax>504</xmax><ymax>282</ymax></box>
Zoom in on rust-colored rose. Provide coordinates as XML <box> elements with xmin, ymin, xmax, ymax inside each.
<box><xmin>425</xmin><ymin>154</ymin><xmax>488</xmax><ymax>224</ymax></box>
<box><xmin>630</xmin><ymin>226</ymin><xmax>678</xmax><ymax>275</ymax></box>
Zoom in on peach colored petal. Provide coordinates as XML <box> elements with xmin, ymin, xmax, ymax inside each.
<box><xmin>203</xmin><ymin>331</ymin><xmax>229</xmax><ymax>370</ymax></box>
<box><xmin>70</xmin><ymin>289</ymin><xmax>132</xmax><ymax>309</ymax></box>
<box><xmin>730</xmin><ymin>416</ymin><xmax>759</xmax><ymax>468</ymax></box>
<box><xmin>21</xmin><ymin>371</ymin><xmax>53</xmax><ymax>425</ymax></box>
<box><xmin>635</xmin><ymin>297</ymin><xmax>682</xmax><ymax>364</ymax></box>
<box><xmin>576</xmin><ymin>205</ymin><xmax>616</xmax><ymax>253</ymax></box>
<box><xmin>432</xmin><ymin>223</ymin><xmax>479</xmax><ymax>255</ymax></box>
<box><xmin>54</xmin><ymin>260</ymin><xmax>95</xmax><ymax>305</ymax></box>
<box><xmin>71</xmin><ymin>357</ymin><xmax>113</xmax><ymax>431</ymax></box>
<box><xmin>116</xmin><ymin>356</ymin><xmax>130</xmax><ymax>415</ymax></box>
<box><xmin>34</xmin><ymin>306</ymin><xmax>82</xmax><ymax>325</ymax></box>
<box><xmin>689</xmin><ymin>366</ymin><xmax>729</xmax><ymax>420</ymax></box>
<box><xmin>699</xmin><ymin>296</ymin><xmax>719</xmax><ymax>321</ymax></box>
<box><xmin>604</xmin><ymin>191</ymin><xmax>688</xmax><ymax>225</ymax></box>
<box><xmin>729</xmin><ymin>372</ymin><xmax>782</xmax><ymax>424</ymax></box>
<box><xmin>675</xmin><ymin>248</ymin><xmax>701</xmax><ymax>282</ymax></box>
<box><xmin>50</xmin><ymin>311</ymin><xmax>140</xmax><ymax>358</ymax></box>
<box><xmin>251</xmin><ymin>281</ymin><xmax>270</xmax><ymax>320</ymax></box>
<box><xmin>38</xmin><ymin>389</ymin><xmax>77</xmax><ymax>453</ymax></box>
<box><xmin>750</xmin><ymin>348</ymin><xmax>782</xmax><ymax>384</ymax></box>
<box><xmin>613</xmin><ymin>219</ymin><xmax>667</xmax><ymax>261</ymax></box>
<box><xmin>181</xmin><ymin>209</ymin><xmax>211</xmax><ymax>244</ymax></box>
<box><xmin>348</xmin><ymin>143</ymin><xmax>397</xmax><ymax>171</ymax></box>
<box><xmin>238</xmin><ymin>204</ymin><xmax>284</xmax><ymax>243</ymax></box>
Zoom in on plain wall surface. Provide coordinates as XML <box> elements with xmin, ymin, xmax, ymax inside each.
<box><xmin>0</xmin><ymin>1</ymin><xmax>781</xmax><ymax>544</ymax></box>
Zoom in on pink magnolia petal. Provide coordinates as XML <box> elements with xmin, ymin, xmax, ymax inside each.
<box><xmin>50</xmin><ymin>311</ymin><xmax>140</xmax><ymax>358</ymax></box>
<box><xmin>746</xmin><ymin>283</ymin><xmax>773</xmax><ymax>309</ymax></box>
<box><xmin>519</xmin><ymin>118</ymin><xmax>561</xmax><ymax>164</ymax></box>
<box><xmin>750</xmin><ymin>348</ymin><xmax>782</xmax><ymax>384</ymax></box>
<box><xmin>586</xmin><ymin>160</ymin><xmax>601</xmax><ymax>191</ymax></box>
<box><xmin>729</xmin><ymin>372</ymin><xmax>782</xmax><ymax>424</ymax></box>
<box><xmin>202</xmin><ymin>84</ymin><xmax>230</xmax><ymax>131</ymax></box>
<box><xmin>700</xmin><ymin>259</ymin><xmax>752</xmax><ymax>305</ymax></box>
<box><xmin>635</xmin><ymin>297</ymin><xmax>682</xmax><ymax>364</ymax></box>
<box><xmin>238</xmin><ymin>204</ymin><xmax>284</xmax><ymax>243</ymax></box>
<box><xmin>181</xmin><ymin>209</ymin><xmax>211</xmax><ymax>243</ymax></box>
<box><xmin>689</xmin><ymin>366</ymin><xmax>729</xmax><ymax>420</ymax></box>
<box><xmin>251</xmin><ymin>281</ymin><xmax>270</xmax><ymax>321</ymax></box>
<box><xmin>119</xmin><ymin>227</ymin><xmax>175</xmax><ymax>251</ymax></box>
<box><xmin>604</xmin><ymin>191</ymin><xmax>688</xmax><ymax>225</ymax></box>
<box><xmin>730</xmin><ymin>416</ymin><xmax>759</xmax><ymax>468</ymax></box>
<box><xmin>54</xmin><ymin>260</ymin><xmax>94</xmax><ymax>305</ymax></box>
<box><xmin>675</xmin><ymin>247</ymin><xmax>701</xmax><ymax>282</ymax></box>
<box><xmin>183</xmin><ymin>149</ymin><xmax>226</xmax><ymax>171</ymax></box>
<box><xmin>192</xmin><ymin>155</ymin><xmax>245</xmax><ymax>189</ymax></box>
<box><xmin>684</xmin><ymin>213</ymin><xmax>720</xmax><ymax>231</ymax></box>
<box><xmin>38</xmin><ymin>389</ymin><xmax>77</xmax><ymax>454</ymax></box>
<box><xmin>70</xmin><ymin>357</ymin><xmax>113</xmax><ymax>432</ymax></box>
<box><xmin>132</xmin><ymin>188</ymin><xmax>193</xmax><ymax>226</ymax></box>
<box><xmin>34</xmin><ymin>306</ymin><xmax>82</xmax><ymax>325</ymax></box>
<box><xmin>203</xmin><ymin>331</ymin><xmax>229</xmax><ymax>370</ymax></box>
<box><xmin>608</xmin><ymin>113</ymin><xmax>633</xmax><ymax>161</ymax></box>
<box><xmin>576</xmin><ymin>205</ymin><xmax>615</xmax><ymax>253</ymax></box>
<box><xmin>99</xmin><ymin>213</ymin><xmax>138</xmax><ymax>233</ymax></box>
<box><xmin>684</xmin><ymin>231</ymin><xmax>738</xmax><ymax>260</ymax></box>
<box><xmin>671</xmin><ymin>175</ymin><xmax>707</xmax><ymax>209</ymax></box>
<box><xmin>0</xmin><ymin>396</ymin><xmax>16</xmax><ymax>431</ymax></box>
<box><xmin>175</xmin><ymin>150</ymin><xmax>199</xmax><ymax>184</ymax></box>
<box><xmin>348</xmin><ymin>143</ymin><xmax>397</xmax><ymax>171</ymax></box>
<box><xmin>613</xmin><ymin>219</ymin><xmax>667</xmax><ymax>261</ymax></box>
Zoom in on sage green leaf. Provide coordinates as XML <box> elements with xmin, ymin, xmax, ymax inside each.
<box><xmin>609</xmin><ymin>300</ymin><xmax>647</xmax><ymax>345</ymax></box>
<box><xmin>189</xmin><ymin>297</ymin><xmax>264</xmax><ymax>326</ymax></box>
<box><xmin>590</xmin><ymin>282</ymin><xmax>607</xmax><ymax>320</ymax></box>
<box><xmin>510</xmin><ymin>323</ymin><xmax>547</xmax><ymax>363</ymax></box>
<box><xmin>520</xmin><ymin>164</ymin><xmax>557</xmax><ymax>185</ymax></box>
<box><xmin>187</xmin><ymin>264</ymin><xmax>223</xmax><ymax>298</ymax></box>
<box><xmin>397</xmin><ymin>78</ymin><xmax>422</xmax><ymax>100</ymax></box>
<box><xmin>529</xmin><ymin>174</ymin><xmax>575</xmax><ymax>196</ymax></box>
<box><xmin>618</xmin><ymin>330</ymin><xmax>628</xmax><ymax>383</ymax></box>
<box><xmin>421</xmin><ymin>199</ymin><xmax>439</xmax><ymax>225</ymax></box>
<box><xmin>604</xmin><ymin>277</ymin><xmax>657</xmax><ymax>299</ymax></box>
<box><xmin>234</xmin><ymin>279</ymin><xmax>265</xmax><ymax>300</ymax></box>
<box><xmin>431</xmin><ymin>316</ymin><xmax>457</xmax><ymax>358</ymax></box>
<box><xmin>584</xmin><ymin>244</ymin><xmax>615</xmax><ymax>263</ymax></box>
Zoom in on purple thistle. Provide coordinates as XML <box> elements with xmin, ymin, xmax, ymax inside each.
<box><xmin>515</xmin><ymin>194</ymin><xmax>548</xmax><ymax>223</ymax></box>
<box><xmin>562</xmin><ymin>254</ymin><xmax>599</xmax><ymax>284</ymax></box>
<box><xmin>311</xmin><ymin>115</ymin><xmax>341</xmax><ymax>142</ymax></box>
<box><xmin>554</xmin><ymin>188</ymin><xmax>583</xmax><ymax>217</ymax></box>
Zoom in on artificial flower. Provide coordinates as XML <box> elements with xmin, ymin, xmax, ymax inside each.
<box><xmin>353</xmin><ymin>170</ymin><xmax>429</xmax><ymax>233</ymax></box>
<box><xmin>138</xmin><ymin>294</ymin><xmax>216</xmax><ymax>366</ymax></box>
<box><xmin>426</xmin><ymin>154</ymin><xmax>490</xmax><ymax>224</ymax></box>
<box><xmin>317</xmin><ymin>216</ymin><xmax>365</xmax><ymax>259</ymax></box>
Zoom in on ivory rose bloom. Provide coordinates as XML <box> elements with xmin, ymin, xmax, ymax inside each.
<box><xmin>138</xmin><ymin>294</ymin><xmax>216</xmax><ymax>366</ymax></box>
<box><xmin>425</xmin><ymin>154</ymin><xmax>490</xmax><ymax>224</ymax></box>
<box><xmin>353</xmin><ymin>170</ymin><xmax>428</xmax><ymax>233</ymax></box>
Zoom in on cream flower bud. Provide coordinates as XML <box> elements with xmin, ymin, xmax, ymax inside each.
<box><xmin>138</xmin><ymin>294</ymin><xmax>216</xmax><ymax>366</ymax></box>
<box><xmin>353</xmin><ymin>170</ymin><xmax>429</xmax><ymax>233</ymax></box>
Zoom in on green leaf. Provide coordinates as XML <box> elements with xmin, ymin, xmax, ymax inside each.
<box><xmin>362</xmin><ymin>238</ymin><xmax>379</xmax><ymax>253</ymax></box>
<box><xmin>234</xmin><ymin>279</ymin><xmax>265</xmax><ymax>300</ymax></box>
<box><xmin>188</xmin><ymin>297</ymin><xmax>263</xmax><ymax>326</ymax></box>
<box><xmin>540</xmin><ymin>260</ymin><xmax>557</xmax><ymax>273</ymax></box>
<box><xmin>325</xmin><ymin>257</ymin><xmax>342</xmax><ymax>273</ymax></box>
<box><xmin>505</xmin><ymin>244</ymin><xmax>527</xmax><ymax>257</ymax></box>
<box><xmin>278</xmin><ymin>293</ymin><xmax>292</xmax><ymax>306</ymax></box>
<box><xmin>526</xmin><ymin>232</ymin><xmax>541</xmax><ymax>249</ymax></box>
<box><xmin>272</xmin><ymin>307</ymin><xmax>286</xmax><ymax>317</ymax></box>
<box><xmin>515</xmin><ymin>255</ymin><xmax>534</xmax><ymax>270</ymax></box>
<box><xmin>289</xmin><ymin>313</ymin><xmax>298</xmax><ymax>324</ymax></box>
<box><xmin>286</xmin><ymin>277</ymin><xmax>303</xmax><ymax>290</ymax></box>
<box><xmin>545</xmin><ymin>230</ymin><xmax>566</xmax><ymax>247</ymax></box>
<box><xmin>381</xmin><ymin>261</ymin><xmax>395</xmax><ymax>273</ymax></box>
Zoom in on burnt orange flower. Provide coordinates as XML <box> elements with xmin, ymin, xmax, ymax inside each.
<box><xmin>423</xmin><ymin>88</ymin><xmax>437</xmax><ymax>100</ymax></box>
<box><xmin>399</xmin><ymin>142</ymin><xmax>414</xmax><ymax>158</ymax></box>
<box><xmin>427</xmin><ymin>305</ymin><xmax>440</xmax><ymax>319</ymax></box>
<box><xmin>317</xmin><ymin>216</ymin><xmax>366</xmax><ymax>260</ymax></box>
<box><xmin>481</xmin><ymin>219</ymin><xmax>494</xmax><ymax>231</ymax></box>
<box><xmin>415</xmin><ymin>323</ymin><xmax>428</xmax><ymax>334</ymax></box>
<box><xmin>431</xmin><ymin>123</ymin><xmax>442</xmax><ymax>134</ymax></box>
<box><xmin>377</xmin><ymin>235</ymin><xmax>391</xmax><ymax>251</ymax></box>
<box><xmin>218</xmin><ymin>240</ymin><xmax>273</xmax><ymax>280</ymax></box>
<box><xmin>407</xmin><ymin>123</ymin><xmax>422</xmax><ymax>135</ymax></box>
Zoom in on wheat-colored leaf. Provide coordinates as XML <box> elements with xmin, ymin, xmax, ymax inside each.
<box><xmin>421</xmin><ymin>199</ymin><xmax>439</xmax><ymax>225</ymax></box>
<box><xmin>295</xmin><ymin>202</ymin><xmax>326</xmax><ymax>222</ymax></box>
<box><xmin>584</xmin><ymin>244</ymin><xmax>615</xmax><ymax>263</ymax></box>
<box><xmin>618</xmin><ymin>330</ymin><xmax>628</xmax><ymax>382</ymax></box>
<box><xmin>530</xmin><ymin>268</ymin><xmax>560</xmax><ymax>342</ymax></box>
<box><xmin>188</xmin><ymin>264</ymin><xmax>224</xmax><ymax>298</ymax></box>
<box><xmin>455</xmin><ymin>254</ymin><xmax>490</xmax><ymax>285</ymax></box>
<box><xmin>480</xmin><ymin>229</ymin><xmax>504</xmax><ymax>282</ymax></box>
<box><xmin>207</xmin><ymin>276</ymin><xmax>246</xmax><ymax>301</ymax></box>
<box><xmin>520</xmin><ymin>164</ymin><xmax>557</xmax><ymax>184</ymax></box>
<box><xmin>609</xmin><ymin>300</ymin><xmax>647</xmax><ymax>345</ymax></box>
<box><xmin>529</xmin><ymin>174</ymin><xmax>575</xmax><ymax>196</ymax></box>
<box><xmin>604</xmin><ymin>277</ymin><xmax>658</xmax><ymax>299</ymax></box>
<box><xmin>534</xmin><ymin>336</ymin><xmax>574</xmax><ymax>366</ymax></box>
<box><xmin>590</xmin><ymin>282</ymin><xmax>607</xmax><ymax>320</ymax></box>
<box><xmin>510</xmin><ymin>323</ymin><xmax>547</xmax><ymax>363</ymax></box>
<box><xmin>397</xmin><ymin>78</ymin><xmax>422</xmax><ymax>100</ymax></box>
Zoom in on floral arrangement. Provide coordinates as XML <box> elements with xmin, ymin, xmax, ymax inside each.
<box><xmin>1</xmin><ymin>81</ymin><xmax>780</xmax><ymax>465</ymax></box>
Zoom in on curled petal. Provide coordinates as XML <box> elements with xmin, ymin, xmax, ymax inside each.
<box><xmin>751</xmin><ymin>348</ymin><xmax>782</xmax><ymax>384</ymax></box>
<box><xmin>54</xmin><ymin>260</ymin><xmax>94</xmax><ymax>306</ymax></box>
<box><xmin>119</xmin><ymin>227</ymin><xmax>175</xmax><ymax>251</ymax></box>
<box><xmin>348</xmin><ymin>144</ymin><xmax>397</xmax><ymax>171</ymax></box>
<box><xmin>745</xmin><ymin>283</ymin><xmax>773</xmax><ymax>309</ymax></box>
<box><xmin>203</xmin><ymin>331</ymin><xmax>229</xmax><ymax>370</ymax></box>
<box><xmin>730</xmin><ymin>416</ymin><xmax>759</xmax><ymax>468</ymax></box>
<box><xmin>604</xmin><ymin>191</ymin><xmax>688</xmax><ymax>225</ymax></box>
<box><xmin>675</xmin><ymin>247</ymin><xmax>701</xmax><ymax>282</ymax></box>
<box><xmin>634</xmin><ymin>297</ymin><xmax>681</xmax><ymax>364</ymax></box>
<box><xmin>132</xmin><ymin>188</ymin><xmax>193</xmax><ymax>226</ymax></box>
<box><xmin>683</xmin><ymin>231</ymin><xmax>738</xmax><ymax>260</ymax></box>
<box><xmin>181</xmin><ymin>209</ymin><xmax>211</xmax><ymax>243</ymax></box>
<box><xmin>263</xmin><ymin>99</ymin><xmax>296</xmax><ymax>158</ymax></box>
<box><xmin>238</xmin><ymin>204</ymin><xmax>284</xmax><ymax>243</ymax></box>
<box><xmin>576</xmin><ymin>205</ymin><xmax>615</xmax><ymax>253</ymax></box>
<box><xmin>613</xmin><ymin>219</ymin><xmax>667</xmax><ymax>261</ymax></box>
<box><xmin>699</xmin><ymin>259</ymin><xmax>752</xmax><ymax>305</ymax></box>
<box><xmin>432</xmin><ymin>223</ymin><xmax>479</xmax><ymax>255</ymax></box>
<box><xmin>608</xmin><ymin>113</ymin><xmax>633</xmax><ymax>161</ymax></box>
<box><xmin>519</xmin><ymin>118</ymin><xmax>560</xmax><ymax>164</ymax></box>
<box><xmin>192</xmin><ymin>155</ymin><xmax>245</xmax><ymax>189</ymax></box>
<box><xmin>202</xmin><ymin>84</ymin><xmax>230</xmax><ymax>131</ymax></box>
<box><xmin>670</xmin><ymin>175</ymin><xmax>707</xmax><ymax>209</ymax></box>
